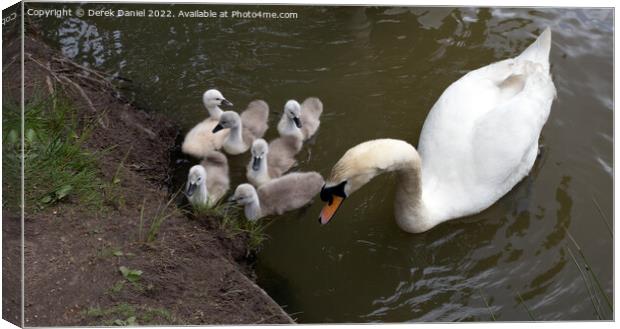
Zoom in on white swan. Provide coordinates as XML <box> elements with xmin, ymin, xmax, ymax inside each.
<box><xmin>232</xmin><ymin>172</ymin><xmax>324</xmax><ymax>221</ymax></box>
<box><xmin>319</xmin><ymin>28</ymin><xmax>556</xmax><ymax>233</ymax></box>
<box><xmin>186</xmin><ymin>151</ymin><xmax>230</xmax><ymax>207</ymax></box>
<box><xmin>246</xmin><ymin>136</ymin><xmax>302</xmax><ymax>187</ymax></box>
<box><xmin>182</xmin><ymin>89</ymin><xmax>233</xmax><ymax>158</ymax></box>
<box><xmin>277</xmin><ymin>98</ymin><xmax>323</xmax><ymax>141</ymax></box>
<box><xmin>213</xmin><ymin>100</ymin><xmax>269</xmax><ymax>155</ymax></box>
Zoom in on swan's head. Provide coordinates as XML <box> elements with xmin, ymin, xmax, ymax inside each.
<box><xmin>186</xmin><ymin>165</ymin><xmax>207</xmax><ymax>197</ymax></box>
<box><xmin>203</xmin><ymin>89</ymin><xmax>232</xmax><ymax>109</ymax></box>
<box><xmin>250</xmin><ymin>139</ymin><xmax>269</xmax><ymax>171</ymax></box>
<box><xmin>284</xmin><ymin>100</ymin><xmax>302</xmax><ymax>128</ymax></box>
<box><xmin>212</xmin><ymin>111</ymin><xmax>241</xmax><ymax>133</ymax></box>
<box><xmin>319</xmin><ymin>139</ymin><xmax>418</xmax><ymax>225</ymax></box>
<box><xmin>230</xmin><ymin>183</ymin><xmax>258</xmax><ymax>206</ymax></box>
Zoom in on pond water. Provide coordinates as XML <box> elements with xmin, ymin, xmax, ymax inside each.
<box><xmin>34</xmin><ymin>3</ymin><xmax>613</xmax><ymax>322</ymax></box>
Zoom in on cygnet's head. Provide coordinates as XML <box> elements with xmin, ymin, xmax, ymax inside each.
<box><xmin>250</xmin><ymin>139</ymin><xmax>269</xmax><ymax>171</ymax></box>
<box><xmin>186</xmin><ymin>165</ymin><xmax>207</xmax><ymax>197</ymax></box>
<box><xmin>212</xmin><ymin>111</ymin><xmax>241</xmax><ymax>133</ymax></box>
<box><xmin>203</xmin><ymin>89</ymin><xmax>233</xmax><ymax>109</ymax></box>
<box><xmin>230</xmin><ymin>183</ymin><xmax>258</xmax><ymax>206</ymax></box>
<box><xmin>283</xmin><ymin>100</ymin><xmax>302</xmax><ymax>128</ymax></box>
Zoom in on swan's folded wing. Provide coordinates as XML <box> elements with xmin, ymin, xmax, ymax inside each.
<box><xmin>419</xmin><ymin>62</ymin><xmax>554</xmax><ymax>220</ymax></box>
<box><xmin>267</xmin><ymin>136</ymin><xmax>301</xmax><ymax>178</ymax></box>
<box><xmin>182</xmin><ymin>118</ymin><xmax>228</xmax><ymax>158</ymax></box>
<box><xmin>241</xmin><ymin>100</ymin><xmax>269</xmax><ymax>139</ymax></box>
<box><xmin>300</xmin><ymin>97</ymin><xmax>323</xmax><ymax>139</ymax></box>
<box><xmin>471</xmin><ymin>70</ymin><xmax>554</xmax><ymax>204</ymax></box>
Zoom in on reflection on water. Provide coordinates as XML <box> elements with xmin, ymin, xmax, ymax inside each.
<box><xmin>33</xmin><ymin>4</ymin><xmax>613</xmax><ymax>322</ymax></box>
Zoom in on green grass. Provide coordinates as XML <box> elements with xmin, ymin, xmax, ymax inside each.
<box><xmin>191</xmin><ymin>201</ymin><xmax>268</xmax><ymax>252</ymax></box>
<box><xmin>3</xmin><ymin>91</ymin><xmax>105</xmax><ymax>212</ymax></box>
<box><xmin>478</xmin><ymin>289</ymin><xmax>496</xmax><ymax>321</ymax></box>
<box><xmin>107</xmin><ymin>280</ymin><xmax>125</xmax><ymax>295</ymax></box>
<box><xmin>565</xmin><ymin>229</ymin><xmax>612</xmax><ymax>318</ymax></box>
<box><xmin>591</xmin><ymin>195</ymin><xmax>613</xmax><ymax>238</ymax></box>
<box><xmin>565</xmin><ymin>246</ymin><xmax>603</xmax><ymax>319</ymax></box>
<box><xmin>515</xmin><ymin>290</ymin><xmax>536</xmax><ymax>320</ymax></box>
<box><xmin>144</xmin><ymin>188</ymin><xmax>183</xmax><ymax>243</ymax></box>
<box><xmin>84</xmin><ymin>303</ymin><xmax>178</xmax><ymax>326</ymax></box>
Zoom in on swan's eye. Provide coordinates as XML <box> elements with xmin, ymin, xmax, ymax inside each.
<box><xmin>320</xmin><ymin>189</ymin><xmax>334</xmax><ymax>205</ymax></box>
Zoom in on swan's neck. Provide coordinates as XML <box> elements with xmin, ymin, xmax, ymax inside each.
<box><xmin>205</xmin><ymin>105</ymin><xmax>223</xmax><ymax>119</ymax></box>
<box><xmin>251</xmin><ymin>159</ymin><xmax>270</xmax><ymax>186</ymax></box>
<box><xmin>190</xmin><ymin>183</ymin><xmax>209</xmax><ymax>206</ymax></box>
<box><xmin>278</xmin><ymin>116</ymin><xmax>302</xmax><ymax>138</ymax></box>
<box><xmin>224</xmin><ymin>124</ymin><xmax>247</xmax><ymax>153</ymax></box>
<box><xmin>244</xmin><ymin>196</ymin><xmax>262</xmax><ymax>221</ymax></box>
<box><xmin>392</xmin><ymin>163</ymin><xmax>434</xmax><ymax>233</ymax></box>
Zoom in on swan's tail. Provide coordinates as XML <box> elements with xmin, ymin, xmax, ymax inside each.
<box><xmin>517</xmin><ymin>27</ymin><xmax>551</xmax><ymax>69</ymax></box>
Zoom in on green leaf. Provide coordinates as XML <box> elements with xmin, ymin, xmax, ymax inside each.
<box><xmin>125</xmin><ymin>316</ymin><xmax>137</xmax><ymax>325</ymax></box>
<box><xmin>40</xmin><ymin>195</ymin><xmax>53</xmax><ymax>204</ymax></box>
<box><xmin>112</xmin><ymin>250</ymin><xmax>124</xmax><ymax>257</ymax></box>
<box><xmin>25</xmin><ymin>128</ymin><xmax>37</xmax><ymax>143</ymax></box>
<box><xmin>112</xmin><ymin>319</ymin><xmax>125</xmax><ymax>326</ymax></box>
<box><xmin>7</xmin><ymin>129</ymin><xmax>18</xmax><ymax>145</ymax></box>
<box><xmin>119</xmin><ymin>266</ymin><xmax>142</xmax><ymax>282</ymax></box>
<box><xmin>126</xmin><ymin>270</ymin><xmax>142</xmax><ymax>282</ymax></box>
<box><xmin>55</xmin><ymin>185</ymin><xmax>73</xmax><ymax>200</ymax></box>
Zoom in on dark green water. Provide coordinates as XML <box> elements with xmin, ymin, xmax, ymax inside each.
<box><xmin>33</xmin><ymin>3</ymin><xmax>613</xmax><ymax>322</ymax></box>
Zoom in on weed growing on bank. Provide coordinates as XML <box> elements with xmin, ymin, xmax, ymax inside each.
<box><xmin>191</xmin><ymin>201</ymin><xmax>268</xmax><ymax>252</ymax></box>
<box><xmin>2</xmin><ymin>90</ymin><xmax>104</xmax><ymax>212</ymax></box>
<box><xmin>84</xmin><ymin>302</ymin><xmax>179</xmax><ymax>326</ymax></box>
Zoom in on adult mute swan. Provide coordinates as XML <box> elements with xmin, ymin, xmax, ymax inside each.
<box><xmin>182</xmin><ymin>89</ymin><xmax>233</xmax><ymax>158</ymax></box>
<box><xmin>319</xmin><ymin>28</ymin><xmax>556</xmax><ymax>233</ymax></box>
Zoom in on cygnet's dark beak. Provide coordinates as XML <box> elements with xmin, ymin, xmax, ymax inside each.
<box><xmin>252</xmin><ymin>157</ymin><xmax>261</xmax><ymax>171</ymax></box>
<box><xmin>212</xmin><ymin>124</ymin><xmax>224</xmax><ymax>133</ymax></box>
<box><xmin>221</xmin><ymin>99</ymin><xmax>233</xmax><ymax>107</ymax></box>
<box><xmin>293</xmin><ymin>117</ymin><xmax>302</xmax><ymax>128</ymax></box>
<box><xmin>186</xmin><ymin>182</ymin><xmax>197</xmax><ymax>197</ymax></box>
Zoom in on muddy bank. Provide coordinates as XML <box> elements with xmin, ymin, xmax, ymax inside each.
<box><xmin>2</xmin><ymin>35</ymin><xmax>293</xmax><ymax>326</ymax></box>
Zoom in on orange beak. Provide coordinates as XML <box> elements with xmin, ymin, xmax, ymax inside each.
<box><xmin>319</xmin><ymin>196</ymin><xmax>345</xmax><ymax>225</ymax></box>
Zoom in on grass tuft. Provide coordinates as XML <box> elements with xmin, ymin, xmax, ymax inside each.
<box><xmin>190</xmin><ymin>201</ymin><xmax>268</xmax><ymax>252</ymax></box>
<box><xmin>144</xmin><ymin>188</ymin><xmax>183</xmax><ymax>243</ymax></box>
<box><xmin>565</xmin><ymin>229</ymin><xmax>612</xmax><ymax>316</ymax></box>
<box><xmin>565</xmin><ymin>246</ymin><xmax>603</xmax><ymax>319</ymax></box>
<box><xmin>3</xmin><ymin>91</ymin><xmax>104</xmax><ymax>212</ymax></box>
